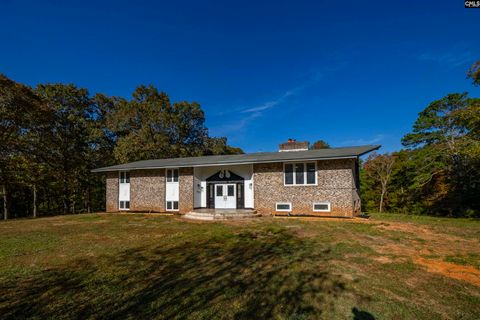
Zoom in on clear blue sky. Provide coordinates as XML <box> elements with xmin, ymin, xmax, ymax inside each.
<box><xmin>1</xmin><ymin>1</ymin><xmax>479</xmax><ymax>153</ymax></box>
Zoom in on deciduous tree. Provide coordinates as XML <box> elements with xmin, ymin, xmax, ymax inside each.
<box><xmin>310</xmin><ymin>140</ymin><xmax>330</xmax><ymax>149</ymax></box>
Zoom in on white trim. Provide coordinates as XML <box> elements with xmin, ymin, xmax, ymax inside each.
<box><xmin>119</xmin><ymin>200</ymin><xmax>130</xmax><ymax>211</ymax></box>
<box><xmin>275</xmin><ymin>202</ymin><xmax>292</xmax><ymax>212</ymax></box>
<box><xmin>283</xmin><ymin>161</ymin><xmax>317</xmax><ymax>186</ymax></box>
<box><xmin>165</xmin><ymin>168</ymin><xmax>179</xmax><ymax>211</ymax></box>
<box><xmin>166</xmin><ymin>168</ymin><xmax>179</xmax><ymax>182</ymax></box>
<box><xmin>118</xmin><ymin>171</ymin><xmax>130</xmax><ymax>210</ymax></box>
<box><xmin>165</xmin><ymin>200</ymin><xmax>179</xmax><ymax>212</ymax></box>
<box><xmin>313</xmin><ymin>202</ymin><xmax>331</xmax><ymax>212</ymax></box>
<box><xmin>278</xmin><ymin>148</ymin><xmax>308</xmax><ymax>152</ymax></box>
<box><xmin>119</xmin><ymin>171</ymin><xmax>130</xmax><ymax>184</ymax></box>
<box><xmin>250</xmin><ymin>163</ymin><xmax>254</xmax><ymax>208</ymax></box>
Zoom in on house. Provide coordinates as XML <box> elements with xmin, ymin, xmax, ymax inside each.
<box><xmin>92</xmin><ymin>140</ymin><xmax>380</xmax><ymax>217</ymax></box>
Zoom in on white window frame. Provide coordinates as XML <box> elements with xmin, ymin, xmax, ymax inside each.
<box><xmin>119</xmin><ymin>200</ymin><xmax>130</xmax><ymax>210</ymax></box>
<box><xmin>275</xmin><ymin>202</ymin><xmax>292</xmax><ymax>212</ymax></box>
<box><xmin>313</xmin><ymin>202</ymin><xmax>331</xmax><ymax>212</ymax></box>
<box><xmin>119</xmin><ymin>171</ymin><xmax>130</xmax><ymax>184</ymax></box>
<box><xmin>283</xmin><ymin>162</ymin><xmax>317</xmax><ymax>186</ymax></box>
<box><xmin>166</xmin><ymin>200</ymin><xmax>179</xmax><ymax>212</ymax></box>
<box><xmin>166</xmin><ymin>168</ymin><xmax>179</xmax><ymax>182</ymax></box>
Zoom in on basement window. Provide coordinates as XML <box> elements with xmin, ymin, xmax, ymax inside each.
<box><xmin>166</xmin><ymin>201</ymin><xmax>179</xmax><ymax>211</ymax></box>
<box><xmin>313</xmin><ymin>202</ymin><xmax>331</xmax><ymax>212</ymax></box>
<box><xmin>284</xmin><ymin>162</ymin><xmax>316</xmax><ymax>185</ymax></box>
<box><xmin>275</xmin><ymin>202</ymin><xmax>292</xmax><ymax>212</ymax></box>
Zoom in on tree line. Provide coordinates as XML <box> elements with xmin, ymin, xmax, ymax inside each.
<box><xmin>361</xmin><ymin>61</ymin><xmax>480</xmax><ymax>217</ymax></box>
<box><xmin>0</xmin><ymin>75</ymin><xmax>242</xmax><ymax>219</ymax></box>
<box><xmin>1</xmin><ymin>60</ymin><xmax>479</xmax><ymax>219</ymax></box>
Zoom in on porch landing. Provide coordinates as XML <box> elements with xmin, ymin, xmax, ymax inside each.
<box><xmin>184</xmin><ymin>209</ymin><xmax>260</xmax><ymax>221</ymax></box>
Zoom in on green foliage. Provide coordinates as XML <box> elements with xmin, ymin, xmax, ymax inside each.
<box><xmin>105</xmin><ymin>85</ymin><xmax>242</xmax><ymax>163</ymax></box>
<box><xmin>0</xmin><ymin>76</ymin><xmax>241</xmax><ymax>218</ymax></box>
<box><xmin>362</xmin><ymin>93</ymin><xmax>480</xmax><ymax>217</ymax></box>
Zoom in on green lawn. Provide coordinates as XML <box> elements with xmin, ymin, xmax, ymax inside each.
<box><xmin>0</xmin><ymin>213</ymin><xmax>479</xmax><ymax>319</ymax></box>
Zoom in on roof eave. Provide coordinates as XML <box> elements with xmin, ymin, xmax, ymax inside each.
<box><xmin>91</xmin><ymin>155</ymin><xmax>365</xmax><ymax>173</ymax></box>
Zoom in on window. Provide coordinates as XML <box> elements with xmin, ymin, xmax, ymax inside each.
<box><xmin>275</xmin><ymin>202</ymin><xmax>292</xmax><ymax>212</ymax></box>
<box><xmin>306</xmin><ymin>163</ymin><xmax>316</xmax><ymax>184</ymax></box>
<box><xmin>120</xmin><ymin>171</ymin><xmax>130</xmax><ymax>184</ymax></box>
<box><xmin>295</xmin><ymin>163</ymin><xmax>304</xmax><ymax>184</ymax></box>
<box><xmin>284</xmin><ymin>162</ymin><xmax>316</xmax><ymax>185</ymax></box>
<box><xmin>166</xmin><ymin>201</ymin><xmax>179</xmax><ymax>211</ymax></box>
<box><xmin>119</xmin><ymin>200</ymin><xmax>130</xmax><ymax>210</ymax></box>
<box><xmin>166</xmin><ymin>169</ymin><xmax>179</xmax><ymax>182</ymax></box>
<box><xmin>313</xmin><ymin>202</ymin><xmax>331</xmax><ymax>212</ymax></box>
<box><xmin>284</xmin><ymin>164</ymin><xmax>293</xmax><ymax>185</ymax></box>
<box><xmin>227</xmin><ymin>185</ymin><xmax>234</xmax><ymax>196</ymax></box>
<box><xmin>216</xmin><ymin>185</ymin><xmax>223</xmax><ymax>196</ymax></box>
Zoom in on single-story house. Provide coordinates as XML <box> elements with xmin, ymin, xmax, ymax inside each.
<box><xmin>92</xmin><ymin>140</ymin><xmax>379</xmax><ymax>217</ymax></box>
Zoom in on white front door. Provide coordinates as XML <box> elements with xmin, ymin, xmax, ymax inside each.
<box><xmin>214</xmin><ymin>184</ymin><xmax>236</xmax><ymax>209</ymax></box>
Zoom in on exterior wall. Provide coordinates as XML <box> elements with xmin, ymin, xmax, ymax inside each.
<box><xmin>130</xmin><ymin>169</ymin><xmax>165</xmax><ymax>212</ymax></box>
<box><xmin>179</xmin><ymin>167</ymin><xmax>194</xmax><ymax>213</ymax></box>
<box><xmin>105</xmin><ymin>159</ymin><xmax>359</xmax><ymax>216</ymax></box>
<box><xmin>253</xmin><ymin>159</ymin><xmax>357</xmax><ymax>217</ymax></box>
<box><xmin>106</xmin><ymin>172</ymin><xmax>119</xmax><ymax>212</ymax></box>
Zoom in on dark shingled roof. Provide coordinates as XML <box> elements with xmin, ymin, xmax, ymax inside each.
<box><xmin>91</xmin><ymin>145</ymin><xmax>380</xmax><ymax>173</ymax></box>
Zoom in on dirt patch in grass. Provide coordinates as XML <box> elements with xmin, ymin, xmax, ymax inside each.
<box><xmin>375</xmin><ymin>221</ymin><xmax>469</xmax><ymax>243</ymax></box>
<box><xmin>414</xmin><ymin>257</ymin><xmax>480</xmax><ymax>287</ymax></box>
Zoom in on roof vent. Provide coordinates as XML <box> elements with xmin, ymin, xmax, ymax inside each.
<box><xmin>279</xmin><ymin>139</ymin><xmax>309</xmax><ymax>152</ymax></box>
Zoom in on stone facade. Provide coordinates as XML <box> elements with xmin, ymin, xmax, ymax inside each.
<box><xmin>179</xmin><ymin>167</ymin><xmax>194</xmax><ymax>213</ymax></box>
<box><xmin>130</xmin><ymin>169</ymin><xmax>165</xmax><ymax>212</ymax></box>
<box><xmin>104</xmin><ymin>158</ymin><xmax>361</xmax><ymax>216</ymax></box>
<box><xmin>106</xmin><ymin>172</ymin><xmax>119</xmax><ymax>212</ymax></box>
<box><xmin>253</xmin><ymin>159</ymin><xmax>359</xmax><ymax>217</ymax></box>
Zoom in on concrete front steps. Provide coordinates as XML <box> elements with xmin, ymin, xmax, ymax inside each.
<box><xmin>184</xmin><ymin>209</ymin><xmax>261</xmax><ymax>221</ymax></box>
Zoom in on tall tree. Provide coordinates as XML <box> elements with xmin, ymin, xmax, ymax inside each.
<box><xmin>1</xmin><ymin>76</ymin><xmax>242</xmax><ymax>219</ymax></box>
<box><xmin>109</xmin><ymin>85</ymin><xmax>242</xmax><ymax>163</ymax></box>
<box><xmin>363</xmin><ymin>152</ymin><xmax>396</xmax><ymax>213</ymax></box>
<box><xmin>402</xmin><ymin>93</ymin><xmax>480</xmax><ymax>215</ymax></box>
<box><xmin>0</xmin><ymin>74</ymin><xmax>49</xmax><ymax>219</ymax></box>
<box><xmin>35</xmin><ymin>84</ymin><xmax>94</xmax><ymax>214</ymax></box>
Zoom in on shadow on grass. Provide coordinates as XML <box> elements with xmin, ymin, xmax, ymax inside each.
<box><xmin>352</xmin><ymin>307</ymin><xmax>375</xmax><ymax>320</ymax></box>
<box><xmin>0</xmin><ymin>228</ymin><xmax>355</xmax><ymax>319</ymax></box>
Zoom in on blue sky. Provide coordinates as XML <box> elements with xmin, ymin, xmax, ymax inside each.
<box><xmin>1</xmin><ymin>1</ymin><xmax>479</xmax><ymax>153</ymax></box>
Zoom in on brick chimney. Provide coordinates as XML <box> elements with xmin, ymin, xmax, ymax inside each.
<box><xmin>279</xmin><ymin>139</ymin><xmax>309</xmax><ymax>152</ymax></box>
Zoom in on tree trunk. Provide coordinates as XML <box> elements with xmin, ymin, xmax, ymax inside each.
<box><xmin>33</xmin><ymin>184</ymin><xmax>37</xmax><ymax>218</ymax></box>
<box><xmin>63</xmin><ymin>176</ymin><xmax>69</xmax><ymax>214</ymax></box>
<box><xmin>86</xmin><ymin>187</ymin><xmax>91</xmax><ymax>213</ymax></box>
<box><xmin>2</xmin><ymin>185</ymin><xmax>7</xmax><ymax>220</ymax></box>
<box><xmin>379</xmin><ymin>189</ymin><xmax>385</xmax><ymax>213</ymax></box>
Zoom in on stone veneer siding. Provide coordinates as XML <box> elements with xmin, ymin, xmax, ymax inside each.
<box><xmin>253</xmin><ymin>159</ymin><xmax>358</xmax><ymax>217</ymax></box>
<box><xmin>106</xmin><ymin>172</ymin><xmax>119</xmax><ymax>212</ymax></box>
<box><xmin>129</xmin><ymin>169</ymin><xmax>165</xmax><ymax>212</ymax></box>
<box><xmin>179</xmin><ymin>167</ymin><xmax>194</xmax><ymax>213</ymax></box>
<box><xmin>105</xmin><ymin>168</ymin><xmax>194</xmax><ymax>213</ymax></box>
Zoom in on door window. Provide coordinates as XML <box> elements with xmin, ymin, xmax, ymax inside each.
<box><xmin>216</xmin><ymin>185</ymin><xmax>223</xmax><ymax>196</ymax></box>
<box><xmin>227</xmin><ymin>185</ymin><xmax>234</xmax><ymax>196</ymax></box>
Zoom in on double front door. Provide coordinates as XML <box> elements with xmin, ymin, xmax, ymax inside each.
<box><xmin>214</xmin><ymin>184</ymin><xmax>236</xmax><ymax>209</ymax></box>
